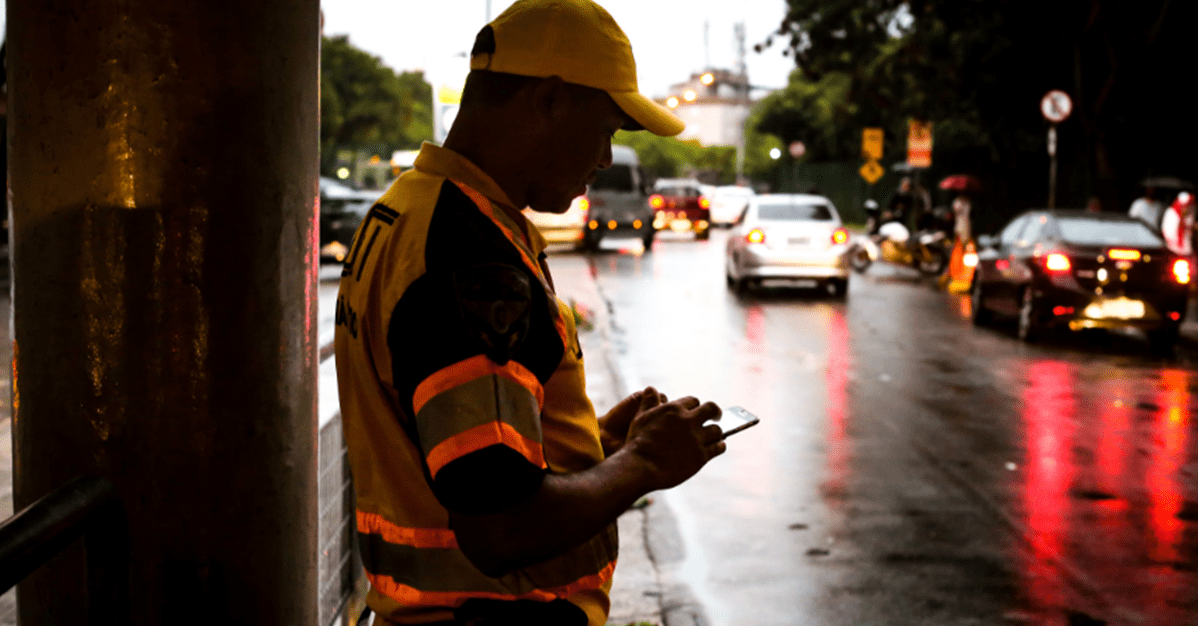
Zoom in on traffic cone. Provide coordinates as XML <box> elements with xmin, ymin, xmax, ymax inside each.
<box><xmin>945</xmin><ymin>238</ymin><xmax>975</xmax><ymax>294</ymax></box>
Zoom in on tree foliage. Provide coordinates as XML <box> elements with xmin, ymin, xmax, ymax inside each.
<box><xmin>754</xmin><ymin>0</ymin><xmax>1196</xmax><ymax>225</ymax></box>
<box><xmin>613</xmin><ymin>116</ymin><xmax>782</xmax><ymax>186</ymax></box>
<box><xmin>321</xmin><ymin>35</ymin><xmax>432</xmax><ymax>156</ymax></box>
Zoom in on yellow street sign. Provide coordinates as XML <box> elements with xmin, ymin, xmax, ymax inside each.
<box><xmin>862</xmin><ymin>128</ymin><xmax>884</xmax><ymax>160</ymax></box>
<box><xmin>860</xmin><ymin>159</ymin><xmax>885</xmax><ymax>184</ymax></box>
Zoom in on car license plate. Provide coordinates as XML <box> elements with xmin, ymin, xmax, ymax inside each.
<box><xmin>1084</xmin><ymin>297</ymin><xmax>1145</xmax><ymax>320</ymax></box>
<box><xmin>788</xmin><ymin>237</ymin><xmax>810</xmax><ymax>246</ymax></box>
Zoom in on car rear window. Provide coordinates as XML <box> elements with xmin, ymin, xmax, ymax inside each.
<box><xmin>657</xmin><ymin>186</ymin><xmax>700</xmax><ymax>197</ymax></box>
<box><xmin>758</xmin><ymin>203</ymin><xmax>834</xmax><ymax>221</ymax></box>
<box><xmin>1057</xmin><ymin>218</ymin><xmax>1163</xmax><ymax>247</ymax></box>
<box><xmin>591</xmin><ymin>165</ymin><xmax>634</xmax><ymax>192</ymax></box>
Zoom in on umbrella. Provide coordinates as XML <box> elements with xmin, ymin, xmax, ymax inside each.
<box><xmin>939</xmin><ymin>174</ymin><xmax>983</xmax><ymax>192</ymax></box>
<box><xmin>1140</xmin><ymin>176</ymin><xmax>1194</xmax><ymax>191</ymax></box>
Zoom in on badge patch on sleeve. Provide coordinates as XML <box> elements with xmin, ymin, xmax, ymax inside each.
<box><xmin>454</xmin><ymin>264</ymin><xmax>533</xmax><ymax>364</ymax></box>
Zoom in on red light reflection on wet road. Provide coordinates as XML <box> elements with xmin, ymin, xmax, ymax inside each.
<box><xmin>1017</xmin><ymin>362</ymin><xmax>1197</xmax><ymax>622</ymax></box>
<box><xmin>1019</xmin><ymin>360</ymin><xmax>1077</xmax><ymax>613</ymax></box>
<box><xmin>823</xmin><ymin>310</ymin><xmax>850</xmax><ymax>505</ymax></box>
<box><xmin>745</xmin><ymin>305</ymin><xmax>766</xmax><ymax>356</ymax></box>
<box><xmin>1148</xmin><ymin>370</ymin><xmax>1189</xmax><ymax>563</ymax></box>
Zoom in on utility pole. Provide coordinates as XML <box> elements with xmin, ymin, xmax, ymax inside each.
<box><xmin>704</xmin><ymin>20</ymin><xmax>711</xmax><ymax>70</ymax></box>
<box><xmin>8</xmin><ymin>0</ymin><xmax>320</xmax><ymax>622</ymax></box>
<box><xmin>734</xmin><ymin>22</ymin><xmax>748</xmax><ymax>183</ymax></box>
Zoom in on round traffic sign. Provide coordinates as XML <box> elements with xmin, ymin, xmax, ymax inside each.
<box><xmin>788</xmin><ymin>141</ymin><xmax>806</xmax><ymax>158</ymax></box>
<box><xmin>1040</xmin><ymin>90</ymin><xmax>1072</xmax><ymax>123</ymax></box>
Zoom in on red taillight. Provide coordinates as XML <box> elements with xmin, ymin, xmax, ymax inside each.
<box><xmin>1173</xmin><ymin>258</ymin><xmax>1191</xmax><ymax>284</ymax></box>
<box><xmin>699</xmin><ymin>196</ymin><xmax>711</xmax><ymax>209</ymax></box>
<box><xmin>831</xmin><ymin>228</ymin><xmax>849</xmax><ymax>245</ymax></box>
<box><xmin>746</xmin><ymin>228</ymin><xmax>765</xmax><ymax>244</ymax></box>
<box><xmin>649</xmin><ymin>194</ymin><xmax>665</xmax><ymax>209</ymax></box>
<box><xmin>1045</xmin><ymin>253</ymin><xmax>1071</xmax><ymax>272</ymax></box>
<box><xmin>1052</xmin><ymin>306</ymin><xmax>1075</xmax><ymax>316</ymax></box>
<box><xmin>1170</xmin><ymin>311</ymin><xmax>1182</xmax><ymax>321</ymax></box>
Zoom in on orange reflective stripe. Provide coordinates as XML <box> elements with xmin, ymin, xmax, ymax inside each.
<box><xmin>356</xmin><ymin>511</ymin><xmax>458</xmax><ymax>549</ymax></box>
<box><xmin>454</xmin><ymin>182</ymin><xmax>541</xmax><ymax>277</ymax></box>
<box><xmin>426</xmin><ymin>421</ymin><xmax>547</xmax><ymax>479</ymax></box>
<box><xmin>412</xmin><ymin>354</ymin><xmax>545</xmax><ymax>416</ymax></box>
<box><xmin>364</xmin><ymin>559</ymin><xmax>616</xmax><ymax>608</ymax></box>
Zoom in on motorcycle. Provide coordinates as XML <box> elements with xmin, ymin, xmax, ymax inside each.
<box><xmin>849</xmin><ymin>220</ymin><xmax>949</xmax><ymax>276</ymax></box>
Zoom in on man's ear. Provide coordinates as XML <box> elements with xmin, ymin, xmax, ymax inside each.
<box><xmin>528</xmin><ymin>75</ymin><xmax>566</xmax><ymax>126</ymax></box>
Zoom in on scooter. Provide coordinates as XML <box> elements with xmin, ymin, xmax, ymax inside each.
<box><xmin>849</xmin><ymin>220</ymin><xmax>949</xmax><ymax>276</ymax></box>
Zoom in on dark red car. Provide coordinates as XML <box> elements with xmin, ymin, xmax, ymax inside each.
<box><xmin>650</xmin><ymin>178</ymin><xmax>710</xmax><ymax>240</ymax></box>
<box><xmin>971</xmin><ymin>210</ymin><xmax>1190</xmax><ymax>353</ymax></box>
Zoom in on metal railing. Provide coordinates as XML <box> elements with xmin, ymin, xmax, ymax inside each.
<box><xmin>0</xmin><ymin>475</ymin><xmax>129</xmax><ymax>622</ymax></box>
<box><xmin>0</xmin><ymin>339</ymin><xmax>355</xmax><ymax>625</ymax></box>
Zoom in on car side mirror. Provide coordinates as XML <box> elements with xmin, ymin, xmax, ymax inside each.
<box><xmin>977</xmin><ymin>234</ymin><xmax>997</xmax><ymax>249</ymax></box>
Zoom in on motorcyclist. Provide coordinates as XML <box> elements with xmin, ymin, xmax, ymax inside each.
<box><xmin>884</xmin><ymin>177</ymin><xmax>914</xmax><ymax>227</ymax></box>
<box><xmin>864</xmin><ymin>199</ymin><xmax>881</xmax><ymax>235</ymax></box>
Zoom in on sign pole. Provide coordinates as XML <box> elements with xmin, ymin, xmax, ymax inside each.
<box><xmin>1039</xmin><ymin>90</ymin><xmax>1072</xmax><ymax>209</ymax></box>
<box><xmin>1047</xmin><ymin>124</ymin><xmax>1058</xmax><ymax>208</ymax></box>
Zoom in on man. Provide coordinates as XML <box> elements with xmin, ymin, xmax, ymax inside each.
<box><xmin>1161</xmin><ymin>191</ymin><xmax>1194</xmax><ymax>256</ymax></box>
<box><xmin>333</xmin><ymin>1</ymin><xmax>725</xmax><ymax>624</ymax></box>
<box><xmin>1129</xmin><ymin>185</ymin><xmax>1165</xmax><ymax>229</ymax></box>
<box><xmin>884</xmin><ymin>176</ymin><xmax>914</xmax><ymax>227</ymax></box>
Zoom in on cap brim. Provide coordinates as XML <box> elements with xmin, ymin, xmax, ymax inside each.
<box><xmin>609</xmin><ymin>91</ymin><xmax>686</xmax><ymax>137</ymax></box>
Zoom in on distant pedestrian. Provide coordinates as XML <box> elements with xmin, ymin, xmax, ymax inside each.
<box><xmin>952</xmin><ymin>194</ymin><xmax>972</xmax><ymax>243</ymax></box>
<box><xmin>1161</xmin><ymin>191</ymin><xmax>1194</xmax><ymax>256</ymax></box>
<box><xmin>1128</xmin><ymin>185</ymin><xmax>1165</xmax><ymax>229</ymax></box>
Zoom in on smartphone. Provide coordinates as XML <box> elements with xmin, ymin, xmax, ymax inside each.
<box><xmin>712</xmin><ymin>406</ymin><xmax>760</xmax><ymax>440</ymax></box>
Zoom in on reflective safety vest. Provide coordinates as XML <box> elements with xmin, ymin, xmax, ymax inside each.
<box><xmin>335</xmin><ymin>143</ymin><xmax>617</xmax><ymax>626</ymax></box>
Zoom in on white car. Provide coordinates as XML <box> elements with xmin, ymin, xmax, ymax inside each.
<box><xmin>709</xmin><ymin>185</ymin><xmax>756</xmax><ymax>226</ymax></box>
<box><xmin>725</xmin><ymin>194</ymin><xmax>852</xmax><ymax>296</ymax></box>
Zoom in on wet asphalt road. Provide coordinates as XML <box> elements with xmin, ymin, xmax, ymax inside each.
<box><xmin>549</xmin><ymin>229</ymin><xmax>1198</xmax><ymax>626</ymax></box>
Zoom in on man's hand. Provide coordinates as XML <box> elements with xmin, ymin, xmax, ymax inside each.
<box><xmin>598</xmin><ymin>386</ymin><xmax>666</xmax><ymax>457</ymax></box>
<box><xmin>620</xmin><ymin>396</ymin><xmax>725</xmax><ymax>492</ymax></box>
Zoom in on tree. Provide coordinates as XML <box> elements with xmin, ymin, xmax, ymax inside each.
<box><xmin>321</xmin><ymin>35</ymin><xmax>432</xmax><ymax>169</ymax></box>
<box><xmin>613</xmin><ymin>132</ymin><xmax>737</xmax><ymax>184</ymax></box>
<box><xmin>756</xmin><ymin>0</ymin><xmax>1197</xmax><ymax>225</ymax></box>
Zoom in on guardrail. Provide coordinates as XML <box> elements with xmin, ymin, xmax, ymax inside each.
<box><xmin>0</xmin><ymin>321</ymin><xmax>352</xmax><ymax>625</ymax></box>
<box><xmin>0</xmin><ymin>475</ymin><xmax>129</xmax><ymax>622</ymax></box>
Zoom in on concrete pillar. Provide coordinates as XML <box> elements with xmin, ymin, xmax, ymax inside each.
<box><xmin>6</xmin><ymin>0</ymin><xmax>320</xmax><ymax>623</ymax></box>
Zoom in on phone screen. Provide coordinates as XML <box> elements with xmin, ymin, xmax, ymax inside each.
<box><xmin>712</xmin><ymin>406</ymin><xmax>760</xmax><ymax>439</ymax></box>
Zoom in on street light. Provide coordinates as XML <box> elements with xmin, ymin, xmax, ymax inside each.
<box><xmin>769</xmin><ymin>148</ymin><xmax>782</xmax><ymax>160</ymax></box>
<box><xmin>666</xmin><ymin>96</ymin><xmax>679</xmax><ymax>109</ymax></box>
<box><xmin>684</xmin><ymin>89</ymin><xmax>697</xmax><ymax>102</ymax></box>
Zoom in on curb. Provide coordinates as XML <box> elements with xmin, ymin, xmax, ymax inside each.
<box><xmin>553</xmin><ymin>255</ymin><xmax>665</xmax><ymax>626</ymax></box>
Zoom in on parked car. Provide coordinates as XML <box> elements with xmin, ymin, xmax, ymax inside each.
<box><xmin>709</xmin><ymin>185</ymin><xmax>755</xmax><ymax>226</ymax></box>
<box><xmin>320</xmin><ymin>176</ymin><xmax>382</xmax><ymax>264</ymax></box>
<box><xmin>651</xmin><ymin>178</ymin><xmax>711</xmax><ymax>240</ymax></box>
<box><xmin>725</xmin><ymin>194</ymin><xmax>852</xmax><ymax>296</ymax></box>
<box><xmin>970</xmin><ymin>209</ymin><xmax>1189</xmax><ymax>352</ymax></box>
<box><xmin>523</xmin><ymin>195</ymin><xmax>590</xmax><ymax>249</ymax></box>
<box><xmin>580</xmin><ymin>145</ymin><xmax>656</xmax><ymax>251</ymax></box>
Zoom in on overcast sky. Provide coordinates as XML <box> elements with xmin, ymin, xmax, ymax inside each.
<box><xmin>321</xmin><ymin>0</ymin><xmax>798</xmax><ymax>97</ymax></box>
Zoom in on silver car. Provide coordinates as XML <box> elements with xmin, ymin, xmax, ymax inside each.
<box><xmin>724</xmin><ymin>194</ymin><xmax>852</xmax><ymax>296</ymax></box>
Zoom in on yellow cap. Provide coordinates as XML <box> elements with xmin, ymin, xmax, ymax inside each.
<box><xmin>470</xmin><ymin>0</ymin><xmax>685</xmax><ymax>137</ymax></box>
